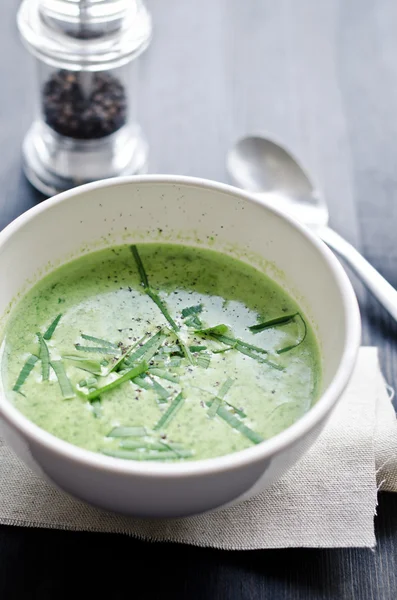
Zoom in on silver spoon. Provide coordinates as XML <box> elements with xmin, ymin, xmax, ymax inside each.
<box><xmin>227</xmin><ymin>135</ymin><xmax>397</xmax><ymax>322</ymax></box>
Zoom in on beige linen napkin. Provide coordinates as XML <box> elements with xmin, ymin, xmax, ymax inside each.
<box><xmin>0</xmin><ymin>347</ymin><xmax>395</xmax><ymax>549</ymax></box>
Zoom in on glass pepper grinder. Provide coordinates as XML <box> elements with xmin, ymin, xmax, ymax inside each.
<box><xmin>17</xmin><ymin>0</ymin><xmax>152</xmax><ymax>196</ymax></box>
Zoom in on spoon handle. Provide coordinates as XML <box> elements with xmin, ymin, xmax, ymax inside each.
<box><xmin>320</xmin><ymin>226</ymin><xmax>397</xmax><ymax>321</ymax></box>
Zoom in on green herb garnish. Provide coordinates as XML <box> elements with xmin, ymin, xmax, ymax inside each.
<box><xmin>248</xmin><ymin>313</ymin><xmax>299</xmax><ymax>333</ymax></box>
<box><xmin>101</xmin><ymin>449</ymin><xmax>190</xmax><ymax>461</ymax></box>
<box><xmin>120</xmin><ymin>439</ymin><xmax>168</xmax><ymax>451</ymax></box>
<box><xmin>147</xmin><ymin>368</ymin><xmax>180</xmax><ymax>383</ymax></box>
<box><xmin>130</xmin><ymin>246</ymin><xmax>193</xmax><ymax>364</ymax></box>
<box><xmin>196</xmin><ymin>325</ymin><xmax>283</xmax><ymax>370</ymax></box>
<box><xmin>91</xmin><ymin>400</ymin><xmax>102</xmax><ymax>418</ymax></box>
<box><xmin>80</xmin><ymin>334</ymin><xmax>119</xmax><ymax>349</ymax></box>
<box><xmin>118</xmin><ymin>439</ymin><xmax>193</xmax><ymax>459</ymax></box>
<box><xmin>107</xmin><ymin>426</ymin><xmax>147</xmax><ymax>438</ymax></box>
<box><xmin>123</xmin><ymin>331</ymin><xmax>165</xmax><ymax>368</ymax></box>
<box><xmin>208</xmin><ymin>377</ymin><xmax>234</xmax><ymax>418</ymax></box>
<box><xmin>194</xmin><ymin>385</ymin><xmax>246</xmax><ymax>419</ymax></box>
<box><xmin>13</xmin><ymin>354</ymin><xmax>39</xmax><ymax>392</ymax></box>
<box><xmin>43</xmin><ymin>314</ymin><xmax>62</xmax><ymax>340</ymax></box>
<box><xmin>219</xmin><ymin>377</ymin><xmax>234</xmax><ymax>397</ymax></box>
<box><xmin>146</xmin><ymin>289</ymin><xmax>179</xmax><ymax>332</ymax></box>
<box><xmin>87</xmin><ymin>361</ymin><xmax>148</xmax><ymax>401</ymax></box>
<box><xmin>181</xmin><ymin>305</ymin><xmax>203</xmax><ymax>318</ymax></box>
<box><xmin>51</xmin><ymin>360</ymin><xmax>75</xmax><ymax>399</ymax></box>
<box><xmin>132</xmin><ymin>375</ymin><xmax>153</xmax><ymax>391</ymax></box>
<box><xmin>74</xmin><ymin>345</ymin><xmax>117</xmax><ymax>354</ymax></box>
<box><xmin>79</xmin><ymin>376</ymin><xmax>98</xmax><ymax>388</ymax></box>
<box><xmin>148</xmin><ymin>376</ymin><xmax>171</xmax><ymax>402</ymax></box>
<box><xmin>154</xmin><ymin>392</ymin><xmax>184</xmax><ymax>430</ymax></box>
<box><xmin>131</xmin><ymin>245</ymin><xmax>178</xmax><ymax>332</ymax></box>
<box><xmin>169</xmin><ymin>358</ymin><xmax>182</xmax><ymax>367</ymax></box>
<box><xmin>215</xmin><ymin>406</ymin><xmax>264</xmax><ymax>444</ymax></box>
<box><xmin>130</xmin><ymin>245</ymin><xmax>149</xmax><ymax>288</ymax></box>
<box><xmin>184</xmin><ymin>315</ymin><xmax>203</xmax><ymax>329</ymax></box>
<box><xmin>62</xmin><ymin>355</ymin><xmax>103</xmax><ymax>375</ymax></box>
<box><xmin>182</xmin><ymin>306</ymin><xmax>203</xmax><ymax>329</ymax></box>
<box><xmin>277</xmin><ymin>314</ymin><xmax>307</xmax><ymax>354</ymax></box>
<box><xmin>248</xmin><ymin>313</ymin><xmax>307</xmax><ymax>354</ymax></box>
<box><xmin>189</xmin><ymin>345</ymin><xmax>207</xmax><ymax>353</ymax></box>
<box><xmin>37</xmin><ymin>333</ymin><xmax>50</xmax><ymax>381</ymax></box>
<box><xmin>195</xmin><ymin>353</ymin><xmax>211</xmax><ymax>369</ymax></box>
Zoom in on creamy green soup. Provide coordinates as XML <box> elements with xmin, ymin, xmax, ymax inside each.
<box><xmin>1</xmin><ymin>244</ymin><xmax>321</xmax><ymax>461</ymax></box>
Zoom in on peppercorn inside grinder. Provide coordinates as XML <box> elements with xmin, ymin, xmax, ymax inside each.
<box><xmin>17</xmin><ymin>0</ymin><xmax>152</xmax><ymax>196</ymax></box>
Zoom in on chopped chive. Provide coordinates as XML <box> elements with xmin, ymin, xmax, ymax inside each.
<box><xmin>107</xmin><ymin>335</ymin><xmax>149</xmax><ymax>374</ymax></box>
<box><xmin>154</xmin><ymin>392</ymin><xmax>184</xmax><ymax>430</ymax></box>
<box><xmin>159</xmin><ymin>345</ymin><xmax>180</xmax><ymax>355</ymax></box>
<box><xmin>169</xmin><ymin>358</ymin><xmax>182</xmax><ymax>367</ymax></box>
<box><xmin>197</xmin><ymin>324</ymin><xmax>230</xmax><ymax>336</ymax></box>
<box><xmin>120</xmin><ymin>439</ymin><xmax>167</xmax><ymax>451</ymax></box>
<box><xmin>37</xmin><ymin>333</ymin><xmax>50</xmax><ymax>381</ymax></box>
<box><xmin>107</xmin><ymin>426</ymin><xmax>147</xmax><ymax>438</ymax></box>
<box><xmin>80</xmin><ymin>334</ymin><xmax>118</xmax><ymax>349</ymax></box>
<box><xmin>184</xmin><ymin>315</ymin><xmax>203</xmax><ymax>329</ymax></box>
<box><xmin>219</xmin><ymin>377</ymin><xmax>234</xmax><ymax>398</ymax></box>
<box><xmin>130</xmin><ymin>245</ymin><xmax>149</xmax><ymax>288</ymax></box>
<box><xmin>159</xmin><ymin>441</ymin><xmax>194</xmax><ymax>458</ymax></box>
<box><xmin>212</xmin><ymin>346</ymin><xmax>234</xmax><ymax>354</ymax></box>
<box><xmin>194</xmin><ymin>385</ymin><xmax>246</xmax><ymax>419</ymax></box>
<box><xmin>130</xmin><ymin>245</ymin><xmax>179</xmax><ymax>332</ymax></box>
<box><xmin>87</xmin><ymin>361</ymin><xmax>148</xmax><ymax>401</ymax></box>
<box><xmin>146</xmin><ymin>288</ymin><xmax>179</xmax><ymax>332</ymax></box>
<box><xmin>91</xmin><ymin>400</ymin><xmax>102</xmax><ymax>418</ymax></box>
<box><xmin>148</xmin><ymin>376</ymin><xmax>171</xmax><ymax>402</ymax></box>
<box><xmin>195</xmin><ymin>353</ymin><xmax>211</xmax><ymax>369</ymax></box>
<box><xmin>215</xmin><ymin>335</ymin><xmax>264</xmax><ymax>355</ymax></box>
<box><xmin>208</xmin><ymin>377</ymin><xmax>234</xmax><ymax>418</ymax></box>
<box><xmin>159</xmin><ymin>447</ymin><xmax>193</xmax><ymax>459</ymax></box>
<box><xmin>74</xmin><ymin>345</ymin><xmax>116</xmax><ymax>354</ymax></box>
<box><xmin>189</xmin><ymin>345</ymin><xmax>207</xmax><ymax>353</ymax></box>
<box><xmin>181</xmin><ymin>304</ymin><xmax>203</xmax><ymax>318</ymax></box>
<box><xmin>123</xmin><ymin>331</ymin><xmax>165</xmax><ymax>368</ymax></box>
<box><xmin>235</xmin><ymin>344</ymin><xmax>284</xmax><ymax>370</ymax></box>
<box><xmin>175</xmin><ymin>335</ymin><xmax>194</xmax><ymax>365</ymax></box>
<box><xmin>147</xmin><ymin>368</ymin><xmax>180</xmax><ymax>383</ymax></box>
<box><xmin>215</xmin><ymin>405</ymin><xmax>264</xmax><ymax>444</ymax></box>
<box><xmin>83</xmin><ymin>376</ymin><xmax>98</xmax><ymax>387</ymax></box>
<box><xmin>277</xmin><ymin>314</ymin><xmax>307</xmax><ymax>354</ymax></box>
<box><xmin>51</xmin><ymin>360</ymin><xmax>75</xmax><ymax>399</ymax></box>
<box><xmin>248</xmin><ymin>313</ymin><xmax>299</xmax><ymax>333</ymax></box>
<box><xmin>43</xmin><ymin>314</ymin><xmax>62</xmax><ymax>340</ymax></box>
<box><xmin>118</xmin><ymin>439</ymin><xmax>193</xmax><ymax>458</ymax></box>
<box><xmin>196</xmin><ymin>325</ymin><xmax>283</xmax><ymax>371</ymax></box>
<box><xmin>13</xmin><ymin>354</ymin><xmax>39</xmax><ymax>392</ymax></box>
<box><xmin>62</xmin><ymin>355</ymin><xmax>103</xmax><ymax>375</ymax></box>
<box><xmin>225</xmin><ymin>403</ymin><xmax>247</xmax><ymax>419</ymax></box>
<box><xmin>132</xmin><ymin>374</ymin><xmax>153</xmax><ymax>391</ymax></box>
<box><xmin>101</xmin><ymin>449</ymin><xmax>188</xmax><ymax>461</ymax></box>
<box><xmin>207</xmin><ymin>396</ymin><xmax>222</xmax><ymax>419</ymax></box>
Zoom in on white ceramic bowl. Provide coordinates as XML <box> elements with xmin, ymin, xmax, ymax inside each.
<box><xmin>0</xmin><ymin>176</ymin><xmax>360</xmax><ymax>517</ymax></box>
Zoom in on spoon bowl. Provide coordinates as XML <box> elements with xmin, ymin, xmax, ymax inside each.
<box><xmin>227</xmin><ymin>136</ymin><xmax>328</xmax><ymax>228</ymax></box>
<box><xmin>227</xmin><ymin>135</ymin><xmax>397</xmax><ymax>323</ymax></box>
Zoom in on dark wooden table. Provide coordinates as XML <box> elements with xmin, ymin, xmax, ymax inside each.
<box><xmin>1</xmin><ymin>1</ymin><xmax>397</xmax><ymax>598</ymax></box>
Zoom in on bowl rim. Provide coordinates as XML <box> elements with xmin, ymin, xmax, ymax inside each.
<box><xmin>0</xmin><ymin>175</ymin><xmax>361</xmax><ymax>478</ymax></box>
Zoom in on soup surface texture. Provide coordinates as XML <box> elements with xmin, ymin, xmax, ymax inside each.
<box><xmin>2</xmin><ymin>244</ymin><xmax>321</xmax><ymax>461</ymax></box>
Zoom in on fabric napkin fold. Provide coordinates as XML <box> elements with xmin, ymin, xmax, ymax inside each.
<box><xmin>0</xmin><ymin>347</ymin><xmax>395</xmax><ymax>549</ymax></box>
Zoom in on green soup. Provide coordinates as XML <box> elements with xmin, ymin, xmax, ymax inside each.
<box><xmin>1</xmin><ymin>244</ymin><xmax>321</xmax><ymax>461</ymax></box>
